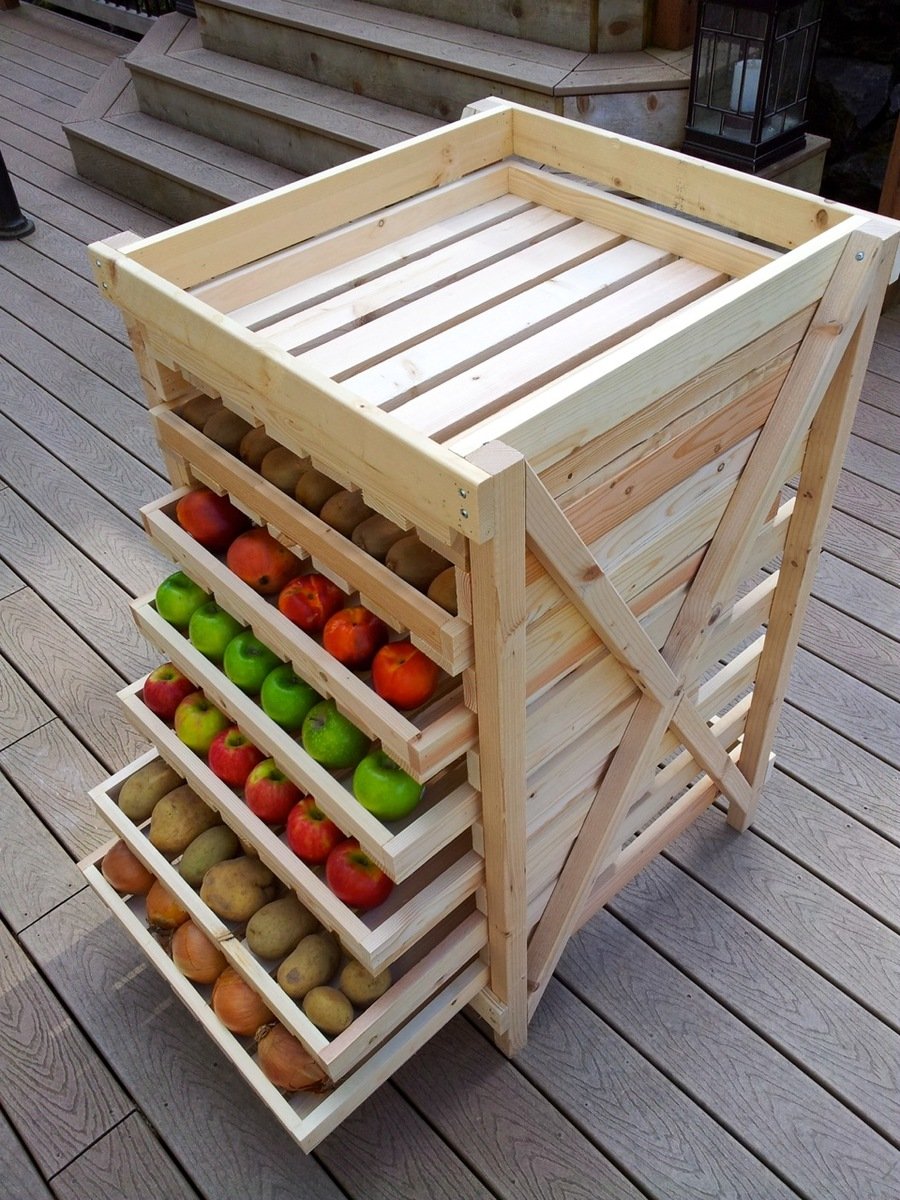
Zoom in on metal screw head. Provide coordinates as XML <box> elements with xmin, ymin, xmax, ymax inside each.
<box><xmin>855</xmin><ymin>251</ymin><xmax>865</xmax><ymax>261</ymax></box>
<box><xmin>458</xmin><ymin>488</ymin><xmax>468</xmax><ymax>498</ymax></box>
<box><xmin>459</xmin><ymin>508</ymin><xmax>469</xmax><ymax>519</ymax></box>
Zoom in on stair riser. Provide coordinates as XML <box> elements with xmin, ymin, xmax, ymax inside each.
<box><xmin>131</xmin><ymin>70</ymin><xmax>367</xmax><ymax>176</ymax></box>
<box><xmin>359</xmin><ymin>0</ymin><xmax>650</xmax><ymax>53</ymax></box>
<box><xmin>197</xmin><ymin>7</ymin><xmax>561</xmax><ymax>121</ymax></box>
<box><xmin>67</xmin><ymin>133</ymin><xmax>225</xmax><ymax>221</ymax></box>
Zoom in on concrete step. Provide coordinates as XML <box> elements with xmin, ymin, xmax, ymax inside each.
<box><xmin>64</xmin><ymin>50</ymin><xmax>299</xmax><ymax>221</ymax></box>
<box><xmin>195</xmin><ymin>0</ymin><xmax>690</xmax><ymax>128</ymax></box>
<box><xmin>128</xmin><ymin>12</ymin><xmax>442</xmax><ymax>177</ymax></box>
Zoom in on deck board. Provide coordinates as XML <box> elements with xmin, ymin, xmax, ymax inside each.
<box><xmin>1</xmin><ymin>5</ymin><xmax>899</xmax><ymax>1196</ymax></box>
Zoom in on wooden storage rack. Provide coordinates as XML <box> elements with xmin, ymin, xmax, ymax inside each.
<box><xmin>83</xmin><ymin>98</ymin><xmax>900</xmax><ymax>1149</ymax></box>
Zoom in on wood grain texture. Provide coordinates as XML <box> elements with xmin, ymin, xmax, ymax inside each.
<box><xmin>775</xmin><ymin>704</ymin><xmax>900</xmax><ymax>841</ymax></box>
<box><xmin>609</xmin><ymin>856</ymin><xmax>900</xmax><ymax>1144</ymax></box>
<box><xmin>0</xmin><ymin>494</ymin><xmax>161</xmax><ymax>680</ymax></box>
<box><xmin>0</xmin><ymin>1111</ymin><xmax>54</xmax><ymax>1200</ymax></box>
<box><xmin>518</xmin><ymin>978</ymin><xmax>796</xmax><ymax>1200</ymax></box>
<box><xmin>0</xmin><ymin>920</ymin><xmax>132</xmax><ymax>1176</ymax></box>
<box><xmin>665</xmin><ymin>805</ymin><xmax>900</xmax><ymax>1026</ymax></box>
<box><xmin>843</xmin><ymin>431</ymin><xmax>900</xmax><ymax>493</ymax></box>
<box><xmin>861</xmin><ymin>368</ymin><xmax>900</xmax><ymax>417</ymax></box>
<box><xmin>394</xmin><ymin>1017</ymin><xmax>643</xmax><ymax>1200</ymax></box>
<box><xmin>50</xmin><ymin>1113</ymin><xmax>201</xmax><ymax>1200</ymax></box>
<box><xmin>0</xmin><ymin>719</ymin><xmax>112</xmax><ymax>860</ymax></box>
<box><xmin>0</xmin><ymin>771</ymin><xmax>84</xmax><ymax>931</ymax></box>
<box><xmin>0</xmin><ymin>645</ymin><xmax>54</xmax><ymax>753</ymax></box>
<box><xmin>825</xmin><ymin>468</ymin><xmax>900</xmax><ymax>537</ymax></box>
<box><xmin>805</xmin><ymin>551</ymin><xmax>900</xmax><ymax>637</ymax></box>
<box><xmin>816</xmin><ymin>502</ymin><xmax>900</xmax><ymax>586</ymax></box>
<box><xmin>561</xmin><ymin>911</ymin><xmax>900</xmax><ymax>1200</ymax></box>
<box><xmin>19</xmin><ymin>888</ymin><xmax>349</xmax><ymax>1200</ymax></box>
<box><xmin>0</xmin><ymin>589</ymin><xmax>150</xmax><ymax>771</ymax></box>
<box><xmin>0</xmin><ymin>554</ymin><xmax>24</xmax><ymax>600</ymax></box>
<box><xmin>797</xmin><ymin>593</ymin><xmax>900</xmax><ymax>702</ymax></box>
<box><xmin>854</xmin><ymin>399</ymin><xmax>900</xmax><ymax>453</ymax></box>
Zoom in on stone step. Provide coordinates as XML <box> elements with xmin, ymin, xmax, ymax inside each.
<box><xmin>195</xmin><ymin>0</ymin><xmax>689</xmax><ymax>124</ymax></box>
<box><xmin>128</xmin><ymin>12</ymin><xmax>442</xmax><ymax>177</ymax></box>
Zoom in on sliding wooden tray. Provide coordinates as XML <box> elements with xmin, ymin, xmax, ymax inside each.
<box><xmin>81</xmin><ymin>841</ymin><xmax>486</xmax><ymax>1152</ymax></box>
<box><xmin>118</xmin><ymin>682</ymin><xmax>483</xmax><ymax>976</ymax></box>
<box><xmin>91</xmin><ymin>98</ymin><xmax>900</xmax><ymax>1080</ymax></box>
<box><xmin>142</xmin><ymin>490</ymin><xmax>475</xmax><ymax>784</ymax></box>
<box><xmin>131</xmin><ymin>594</ymin><xmax>478</xmax><ymax>881</ymax></box>
<box><xmin>89</xmin><ymin>750</ymin><xmax>487</xmax><ymax>1082</ymax></box>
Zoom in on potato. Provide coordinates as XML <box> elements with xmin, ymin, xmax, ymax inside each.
<box><xmin>246</xmin><ymin>895</ymin><xmax>319</xmax><ymax>960</ymax></box>
<box><xmin>260</xmin><ymin>446</ymin><xmax>308</xmax><ymax>493</ymax></box>
<box><xmin>338</xmin><ymin>959</ymin><xmax>392</xmax><ymax>1007</ymax></box>
<box><xmin>117</xmin><ymin>759</ymin><xmax>183</xmax><ymax>823</ymax></box>
<box><xmin>426</xmin><ymin>566</ymin><xmax>458</xmax><ymax>615</ymax></box>
<box><xmin>302</xmin><ymin>986</ymin><xmax>354</xmax><ymax>1035</ymax></box>
<box><xmin>350</xmin><ymin>513</ymin><xmax>405</xmax><ymax>561</ymax></box>
<box><xmin>319</xmin><ymin>490</ymin><xmax>373</xmax><ymax>538</ymax></box>
<box><xmin>148</xmin><ymin>785</ymin><xmax>220</xmax><ymax>858</ymax></box>
<box><xmin>203</xmin><ymin>408</ymin><xmax>253</xmax><ymax>453</ymax></box>
<box><xmin>179</xmin><ymin>825</ymin><xmax>241</xmax><ymax>887</ymax></box>
<box><xmin>179</xmin><ymin>394</ymin><xmax>223</xmax><ymax>429</ymax></box>
<box><xmin>294</xmin><ymin>467</ymin><xmax>343</xmax><ymax>514</ymax></box>
<box><xmin>200</xmin><ymin>857</ymin><xmax>278</xmax><ymax>923</ymax></box>
<box><xmin>276</xmin><ymin>932</ymin><xmax>341</xmax><ymax>1000</ymax></box>
<box><xmin>385</xmin><ymin>534</ymin><xmax>451</xmax><ymax>591</ymax></box>
<box><xmin>239</xmin><ymin>425</ymin><xmax>279</xmax><ymax>469</ymax></box>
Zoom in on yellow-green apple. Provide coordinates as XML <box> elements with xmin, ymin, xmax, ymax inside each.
<box><xmin>352</xmin><ymin>750</ymin><xmax>423</xmax><ymax>821</ymax></box>
<box><xmin>207</xmin><ymin>726</ymin><xmax>265</xmax><ymax>788</ymax></box>
<box><xmin>244</xmin><ymin>759</ymin><xmax>303</xmax><ymax>824</ymax></box>
<box><xmin>188</xmin><ymin>602</ymin><xmax>245</xmax><ymax>663</ymax></box>
<box><xmin>155</xmin><ymin>571</ymin><xmax>210</xmax><ymax>629</ymax></box>
<box><xmin>259</xmin><ymin>664</ymin><xmax>321</xmax><ymax>732</ymax></box>
<box><xmin>173</xmin><ymin>692</ymin><xmax>230</xmax><ymax>754</ymax></box>
<box><xmin>301</xmin><ymin>700</ymin><xmax>370</xmax><ymax>770</ymax></box>
<box><xmin>222</xmin><ymin>630</ymin><xmax>280</xmax><ymax>694</ymax></box>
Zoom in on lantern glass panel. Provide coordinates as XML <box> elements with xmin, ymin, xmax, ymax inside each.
<box><xmin>733</xmin><ymin>8</ymin><xmax>767</xmax><ymax>39</ymax></box>
<box><xmin>705</xmin><ymin>3</ymin><xmax>735</xmax><ymax>33</ymax></box>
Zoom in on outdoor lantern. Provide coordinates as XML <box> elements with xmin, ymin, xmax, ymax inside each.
<box><xmin>682</xmin><ymin>0</ymin><xmax>823</xmax><ymax>172</ymax></box>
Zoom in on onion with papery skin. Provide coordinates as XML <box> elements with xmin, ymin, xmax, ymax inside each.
<box><xmin>255</xmin><ymin>1022</ymin><xmax>329</xmax><ymax>1093</ymax></box>
<box><xmin>102</xmin><ymin>840</ymin><xmax>155</xmax><ymax>895</ymax></box>
<box><xmin>212</xmin><ymin>967</ymin><xmax>272</xmax><ymax>1036</ymax></box>
<box><xmin>145</xmin><ymin>879</ymin><xmax>190</xmax><ymax>932</ymax></box>
<box><xmin>171</xmin><ymin>919</ymin><xmax>228</xmax><ymax>984</ymax></box>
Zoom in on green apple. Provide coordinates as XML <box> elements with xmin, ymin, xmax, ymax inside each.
<box><xmin>260</xmin><ymin>664</ymin><xmax>322</xmax><ymax>732</ymax></box>
<box><xmin>188</xmin><ymin>601</ymin><xmax>245</xmax><ymax>663</ymax></box>
<box><xmin>352</xmin><ymin>749</ymin><xmax>424</xmax><ymax>821</ymax></box>
<box><xmin>301</xmin><ymin>700</ymin><xmax>370</xmax><ymax>770</ymax></box>
<box><xmin>155</xmin><ymin>571</ymin><xmax>210</xmax><ymax>628</ymax></box>
<box><xmin>173</xmin><ymin>691</ymin><xmax>230</xmax><ymax>754</ymax></box>
<box><xmin>223</xmin><ymin>629</ymin><xmax>281</xmax><ymax>694</ymax></box>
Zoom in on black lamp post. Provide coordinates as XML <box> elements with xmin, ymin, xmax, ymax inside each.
<box><xmin>682</xmin><ymin>0</ymin><xmax>823</xmax><ymax>173</ymax></box>
<box><xmin>0</xmin><ymin>149</ymin><xmax>34</xmax><ymax>239</ymax></box>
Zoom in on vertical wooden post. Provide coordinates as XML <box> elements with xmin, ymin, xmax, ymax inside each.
<box><xmin>467</xmin><ymin>442</ymin><xmax>528</xmax><ymax>1056</ymax></box>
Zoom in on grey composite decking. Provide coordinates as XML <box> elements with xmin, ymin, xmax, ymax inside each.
<box><xmin>1</xmin><ymin>5</ymin><xmax>899</xmax><ymax>1198</ymax></box>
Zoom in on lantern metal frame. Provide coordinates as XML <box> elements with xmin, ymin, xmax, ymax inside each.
<box><xmin>682</xmin><ymin>0</ymin><xmax>823</xmax><ymax>172</ymax></box>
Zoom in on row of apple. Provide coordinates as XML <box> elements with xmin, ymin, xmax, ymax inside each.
<box><xmin>169</xmin><ymin>488</ymin><xmax>444</xmax><ymax>712</ymax></box>
<box><xmin>177</xmin><ymin>395</ymin><xmax>458</xmax><ymax>614</ymax></box>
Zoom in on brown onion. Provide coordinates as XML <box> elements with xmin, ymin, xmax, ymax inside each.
<box><xmin>212</xmin><ymin>967</ymin><xmax>272</xmax><ymax>1036</ymax></box>
<box><xmin>102</xmin><ymin>840</ymin><xmax>155</xmax><ymax>895</ymax></box>
<box><xmin>145</xmin><ymin>879</ymin><xmax>190</xmax><ymax>932</ymax></box>
<box><xmin>171</xmin><ymin>919</ymin><xmax>228</xmax><ymax>984</ymax></box>
<box><xmin>255</xmin><ymin>1022</ymin><xmax>329</xmax><ymax>1093</ymax></box>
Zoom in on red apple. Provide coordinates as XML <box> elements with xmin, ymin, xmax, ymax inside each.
<box><xmin>175</xmin><ymin>488</ymin><xmax>251</xmax><ymax>552</ymax></box>
<box><xmin>322</xmin><ymin>606</ymin><xmax>389</xmax><ymax>670</ymax></box>
<box><xmin>142</xmin><ymin>662</ymin><xmax>196</xmax><ymax>722</ymax></box>
<box><xmin>325</xmin><ymin>839</ymin><xmax>393</xmax><ymax>911</ymax></box>
<box><xmin>371</xmin><ymin>640</ymin><xmax>440</xmax><ymax>710</ymax></box>
<box><xmin>285</xmin><ymin>796</ymin><xmax>343</xmax><ymax>865</ymax></box>
<box><xmin>244</xmin><ymin>758</ymin><xmax>303</xmax><ymax>824</ymax></box>
<box><xmin>277</xmin><ymin>573</ymin><xmax>346</xmax><ymax>634</ymax></box>
<box><xmin>207</xmin><ymin>726</ymin><xmax>265</xmax><ymax>788</ymax></box>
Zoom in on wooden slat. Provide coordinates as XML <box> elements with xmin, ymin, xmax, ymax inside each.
<box><xmin>49</xmin><ymin>1114</ymin><xmax>200</xmax><ymax>1200</ymax></box>
<box><xmin>0</xmin><ymin>1112</ymin><xmax>54</xmax><ymax>1200</ymax></box>
<box><xmin>798</xmin><ymin>593</ymin><xmax>900</xmax><ymax>701</ymax></box>
<box><xmin>0</xmin><ymin>645</ymin><xmax>54</xmax><ymax>752</ymax></box>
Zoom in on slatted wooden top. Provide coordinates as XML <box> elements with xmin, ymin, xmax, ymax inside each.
<box><xmin>2</xmin><ymin>6</ymin><xmax>900</xmax><ymax>1197</ymax></box>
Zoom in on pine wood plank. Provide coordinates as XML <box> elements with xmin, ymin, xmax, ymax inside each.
<box><xmin>610</xmin><ymin>855</ymin><xmax>900</xmax><ymax>1144</ymax></box>
<box><xmin>519</xmin><ymin>978</ymin><xmax>799</xmax><ymax>1200</ymax></box>
<box><xmin>0</xmin><ymin>1109</ymin><xmax>55</xmax><ymax>1200</ymax></box>
<box><xmin>843</xmin><ymin>431</ymin><xmax>900</xmax><ymax>493</ymax></box>
<box><xmin>667</xmin><ymin>804</ymin><xmax>900</xmax><ymax>1024</ymax></box>
<box><xmin>788</xmin><ymin>645</ymin><xmax>900</xmax><ymax>767</ymax></box>
<box><xmin>0</xmin><ymin>919</ymin><xmax>133</xmax><ymax>1177</ymax></box>
<box><xmin>0</xmin><ymin>771</ymin><xmax>84</xmax><ymax>932</ymax></box>
<box><xmin>393</xmin><ymin>1018</ymin><xmax>644</xmax><ymax>1200</ymax></box>
<box><xmin>0</xmin><ymin>719</ymin><xmax>114</xmax><ymax>860</ymax></box>
<box><xmin>19</xmin><ymin>889</ymin><xmax>347</xmax><ymax>1200</ymax></box>
<box><xmin>775</xmin><ymin>705</ymin><xmax>900</xmax><ymax>841</ymax></box>
<box><xmin>0</xmin><ymin>589</ymin><xmax>149</xmax><ymax>770</ymax></box>
<box><xmin>562</xmin><ymin>911</ymin><xmax>900</xmax><ymax>1200</ymax></box>
<box><xmin>50</xmin><ymin>1113</ymin><xmax>201</xmax><ymax>1200</ymax></box>
<box><xmin>0</xmin><ymin>646</ymin><xmax>54</xmax><ymax>753</ymax></box>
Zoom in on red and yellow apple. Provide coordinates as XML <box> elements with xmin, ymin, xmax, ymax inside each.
<box><xmin>322</xmin><ymin>606</ymin><xmax>389</xmax><ymax>670</ymax></box>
